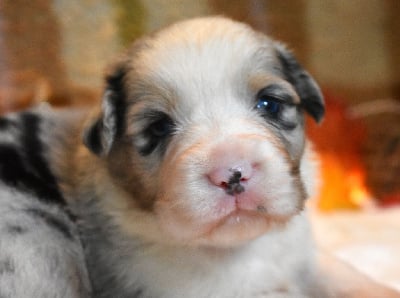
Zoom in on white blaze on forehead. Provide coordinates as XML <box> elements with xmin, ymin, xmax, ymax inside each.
<box><xmin>132</xmin><ymin>17</ymin><xmax>279</xmax><ymax>114</ymax></box>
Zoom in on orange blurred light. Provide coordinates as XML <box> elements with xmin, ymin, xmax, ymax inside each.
<box><xmin>348</xmin><ymin>170</ymin><xmax>371</xmax><ymax>206</ymax></box>
<box><xmin>317</xmin><ymin>153</ymin><xmax>371</xmax><ymax>212</ymax></box>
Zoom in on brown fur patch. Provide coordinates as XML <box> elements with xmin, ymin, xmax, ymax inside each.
<box><xmin>106</xmin><ymin>139</ymin><xmax>158</xmax><ymax>211</ymax></box>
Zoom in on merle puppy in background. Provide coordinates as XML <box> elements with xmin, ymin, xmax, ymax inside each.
<box><xmin>0</xmin><ymin>17</ymin><xmax>399</xmax><ymax>298</ymax></box>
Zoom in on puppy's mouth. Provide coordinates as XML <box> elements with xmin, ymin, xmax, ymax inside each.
<box><xmin>198</xmin><ymin>207</ymin><xmax>290</xmax><ymax>247</ymax></box>
<box><xmin>218</xmin><ymin>208</ymin><xmax>270</xmax><ymax>226</ymax></box>
<box><xmin>196</xmin><ymin>191</ymin><xmax>296</xmax><ymax>247</ymax></box>
<box><xmin>157</xmin><ymin>186</ymin><xmax>300</xmax><ymax>247</ymax></box>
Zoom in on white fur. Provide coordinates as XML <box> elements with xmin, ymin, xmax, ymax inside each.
<box><xmin>123</xmin><ymin>213</ymin><xmax>315</xmax><ymax>298</ymax></box>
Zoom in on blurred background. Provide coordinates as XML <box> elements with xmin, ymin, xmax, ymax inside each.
<box><xmin>0</xmin><ymin>0</ymin><xmax>399</xmax><ymax>209</ymax></box>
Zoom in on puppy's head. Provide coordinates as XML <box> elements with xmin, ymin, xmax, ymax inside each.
<box><xmin>83</xmin><ymin>17</ymin><xmax>324</xmax><ymax>247</ymax></box>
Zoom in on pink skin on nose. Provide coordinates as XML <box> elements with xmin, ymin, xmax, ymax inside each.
<box><xmin>208</xmin><ymin>162</ymin><xmax>253</xmax><ymax>190</ymax></box>
<box><xmin>206</xmin><ymin>143</ymin><xmax>267</xmax><ymax>213</ymax></box>
<box><xmin>208</xmin><ymin>161</ymin><xmax>266</xmax><ymax>213</ymax></box>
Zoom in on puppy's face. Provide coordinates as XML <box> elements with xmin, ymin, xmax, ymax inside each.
<box><xmin>84</xmin><ymin>17</ymin><xmax>324</xmax><ymax>247</ymax></box>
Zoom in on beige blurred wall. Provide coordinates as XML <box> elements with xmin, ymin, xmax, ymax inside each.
<box><xmin>306</xmin><ymin>0</ymin><xmax>392</xmax><ymax>100</ymax></box>
<box><xmin>53</xmin><ymin>0</ymin><xmax>120</xmax><ymax>89</ymax></box>
<box><xmin>1</xmin><ymin>0</ymin><xmax>399</xmax><ymax>107</ymax></box>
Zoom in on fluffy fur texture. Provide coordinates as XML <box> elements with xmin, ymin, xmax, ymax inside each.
<box><xmin>1</xmin><ymin>17</ymin><xmax>399</xmax><ymax>298</ymax></box>
<box><xmin>0</xmin><ymin>111</ymin><xmax>91</xmax><ymax>298</ymax></box>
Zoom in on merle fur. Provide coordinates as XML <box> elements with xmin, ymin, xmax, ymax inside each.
<box><xmin>0</xmin><ymin>113</ymin><xmax>64</xmax><ymax>205</ymax></box>
<box><xmin>26</xmin><ymin>207</ymin><xmax>73</xmax><ymax>240</ymax></box>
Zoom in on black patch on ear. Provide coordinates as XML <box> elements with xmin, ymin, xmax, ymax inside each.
<box><xmin>84</xmin><ymin>119</ymin><xmax>104</xmax><ymax>155</ymax></box>
<box><xmin>276</xmin><ymin>45</ymin><xmax>325</xmax><ymax>123</ymax></box>
<box><xmin>84</xmin><ymin>64</ymin><xmax>129</xmax><ymax>155</ymax></box>
<box><xmin>105</xmin><ymin>65</ymin><xmax>128</xmax><ymax>139</ymax></box>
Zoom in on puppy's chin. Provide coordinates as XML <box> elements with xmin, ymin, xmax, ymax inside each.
<box><xmin>155</xmin><ymin>200</ymin><xmax>299</xmax><ymax>248</ymax></box>
<box><xmin>196</xmin><ymin>211</ymin><xmax>293</xmax><ymax>247</ymax></box>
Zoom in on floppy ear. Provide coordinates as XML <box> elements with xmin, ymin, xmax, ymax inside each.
<box><xmin>83</xmin><ymin>64</ymin><xmax>128</xmax><ymax>156</ymax></box>
<box><xmin>275</xmin><ymin>44</ymin><xmax>325</xmax><ymax>123</ymax></box>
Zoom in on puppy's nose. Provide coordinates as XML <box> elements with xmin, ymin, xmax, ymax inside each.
<box><xmin>208</xmin><ymin>163</ymin><xmax>253</xmax><ymax>195</ymax></box>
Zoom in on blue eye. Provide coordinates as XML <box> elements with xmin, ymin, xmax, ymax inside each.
<box><xmin>255</xmin><ymin>98</ymin><xmax>281</xmax><ymax>115</ymax></box>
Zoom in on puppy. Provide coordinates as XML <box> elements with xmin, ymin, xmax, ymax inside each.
<box><xmin>1</xmin><ymin>16</ymin><xmax>398</xmax><ymax>298</ymax></box>
<box><xmin>78</xmin><ymin>16</ymin><xmax>323</xmax><ymax>297</ymax></box>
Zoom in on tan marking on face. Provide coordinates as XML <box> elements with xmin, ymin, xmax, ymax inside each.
<box><xmin>248</xmin><ymin>74</ymin><xmax>301</xmax><ymax>104</ymax></box>
<box><xmin>106</xmin><ymin>139</ymin><xmax>159</xmax><ymax>211</ymax></box>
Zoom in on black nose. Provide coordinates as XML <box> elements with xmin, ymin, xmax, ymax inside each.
<box><xmin>228</xmin><ymin>170</ymin><xmax>242</xmax><ymax>184</ymax></box>
<box><xmin>225</xmin><ymin>170</ymin><xmax>245</xmax><ymax>196</ymax></box>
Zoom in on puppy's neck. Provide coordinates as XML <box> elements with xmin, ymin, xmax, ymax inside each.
<box><xmin>114</xmin><ymin>212</ymin><xmax>316</xmax><ymax>298</ymax></box>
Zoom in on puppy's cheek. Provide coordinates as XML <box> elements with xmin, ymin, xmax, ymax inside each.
<box><xmin>154</xmin><ymin>168</ymin><xmax>221</xmax><ymax>241</ymax></box>
<box><xmin>254</xmin><ymin>156</ymin><xmax>306</xmax><ymax>215</ymax></box>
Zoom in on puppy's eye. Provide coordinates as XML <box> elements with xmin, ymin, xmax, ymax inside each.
<box><xmin>255</xmin><ymin>97</ymin><xmax>281</xmax><ymax>116</ymax></box>
<box><xmin>138</xmin><ymin>113</ymin><xmax>174</xmax><ymax>156</ymax></box>
<box><xmin>148</xmin><ymin>117</ymin><xmax>174</xmax><ymax>138</ymax></box>
<box><xmin>254</xmin><ymin>85</ymin><xmax>297</xmax><ymax>130</ymax></box>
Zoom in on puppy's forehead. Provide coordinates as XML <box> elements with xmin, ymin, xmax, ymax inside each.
<box><xmin>127</xmin><ymin>17</ymin><xmax>284</xmax><ymax>113</ymax></box>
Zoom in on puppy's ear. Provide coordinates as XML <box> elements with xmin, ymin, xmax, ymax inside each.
<box><xmin>83</xmin><ymin>63</ymin><xmax>128</xmax><ymax>156</ymax></box>
<box><xmin>275</xmin><ymin>44</ymin><xmax>325</xmax><ymax>123</ymax></box>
